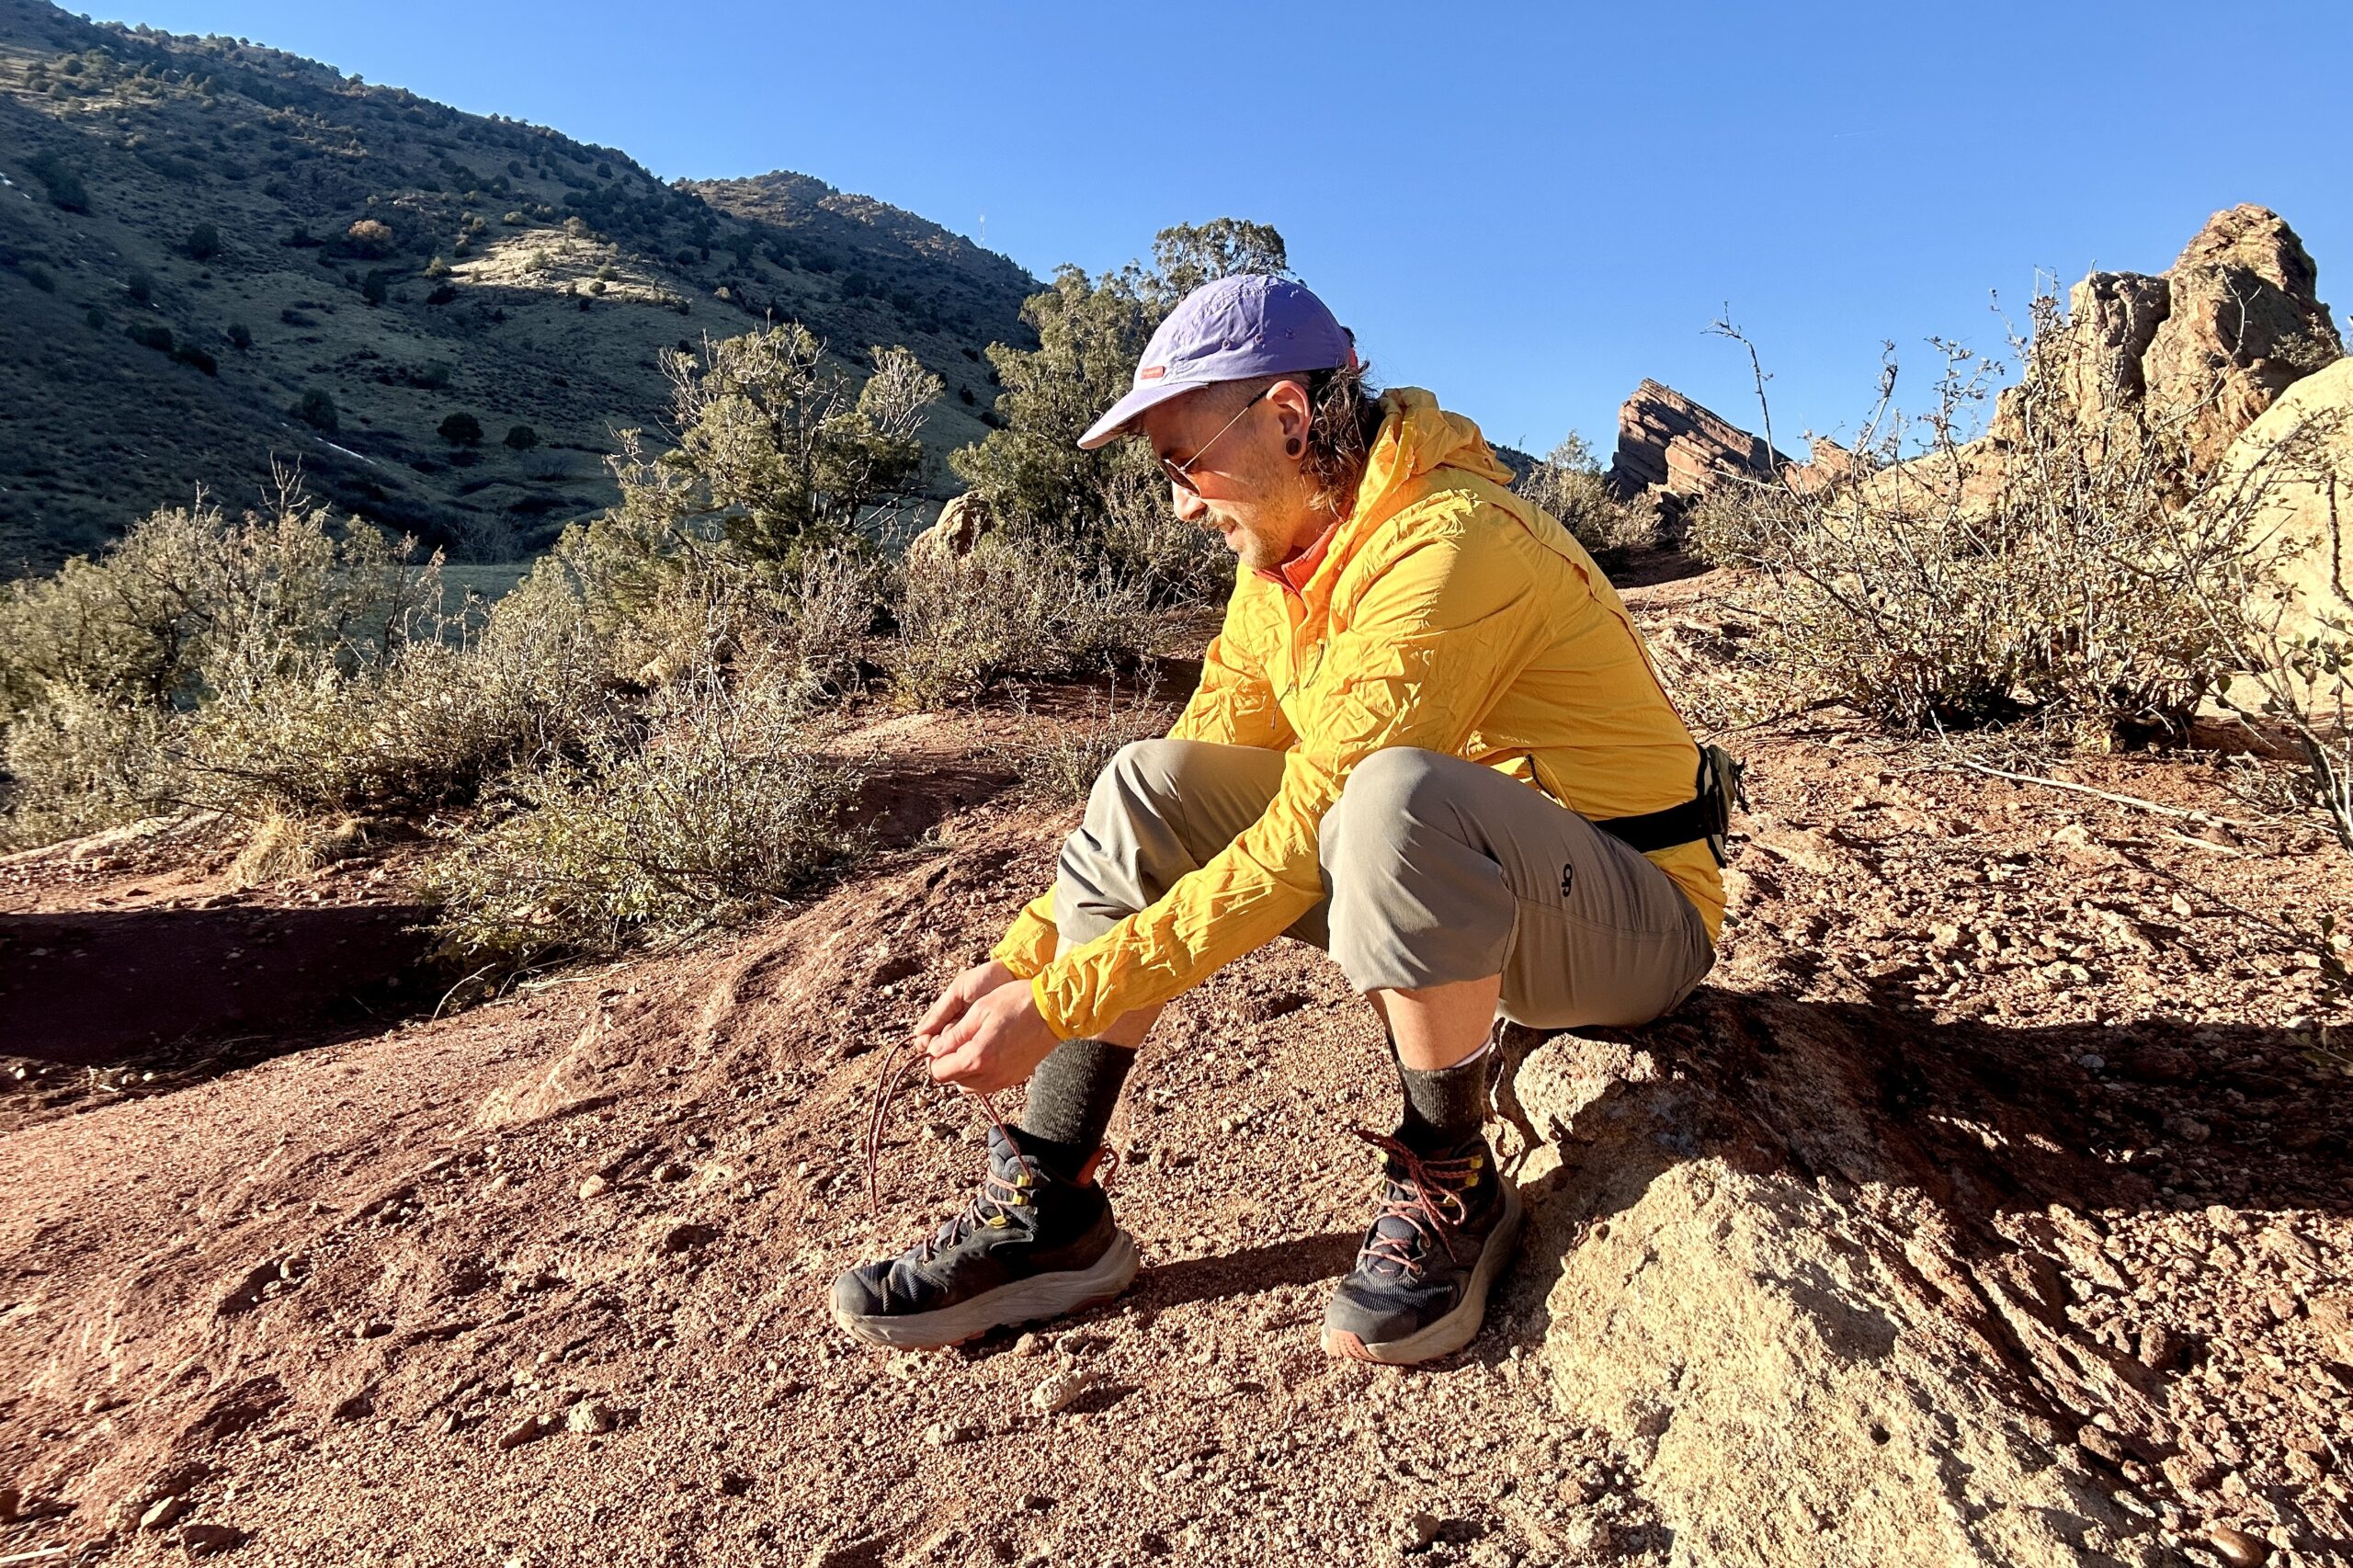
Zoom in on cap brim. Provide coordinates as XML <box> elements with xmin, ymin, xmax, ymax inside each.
<box><xmin>1077</xmin><ymin>379</ymin><xmax>1211</xmax><ymax>450</ymax></box>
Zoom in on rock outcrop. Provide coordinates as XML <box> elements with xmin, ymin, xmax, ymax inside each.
<box><xmin>1606</xmin><ymin>381</ymin><xmax>1790</xmax><ymax>506</ymax></box>
<box><xmin>2006</xmin><ymin>205</ymin><xmax>2341</xmax><ymax>474</ymax></box>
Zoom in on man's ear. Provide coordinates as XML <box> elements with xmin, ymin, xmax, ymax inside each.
<box><xmin>1268</xmin><ymin>378</ymin><xmax>1314</xmax><ymax>457</ymax></box>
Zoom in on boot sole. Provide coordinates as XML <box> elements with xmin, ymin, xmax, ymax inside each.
<box><xmin>1322</xmin><ymin>1184</ymin><xmax>1524</xmax><ymax>1366</ymax></box>
<box><xmin>832</xmin><ymin>1229</ymin><xmax>1141</xmax><ymax>1350</ymax></box>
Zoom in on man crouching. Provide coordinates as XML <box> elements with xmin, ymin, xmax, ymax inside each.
<box><xmin>832</xmin><ymin>276</ymin><xmax>1722</xmax><ymax>1364</ymax></box>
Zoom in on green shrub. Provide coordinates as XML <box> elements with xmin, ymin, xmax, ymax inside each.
<box><xmin>438</xmin><ymin>412</ymin><xmax>484</xmax><ymax>446</ymax></box>
<box><xmin>172</xmin><ymin>343</ymin><xmax>218</xmax><ymax>375</ymax></box>
<box><xmin>125</xmin><ymin>322</ymin><xmax>172</xmax><ymax>353</ymax></box>
<box><xmin>360</xmin><ymin>269</ymin><xmax>389</xmax><ymax>305</ymax></box>
<box><xmin>126</xmin><ymin>270</ymin><xmax>153</xmax><ymax>303</ymax></box>
<box><xmin>609</xmin><ymin>322</ymin><xmax>941</xmax><ymax>566</ymax></box>
<box><xmin>226</xmin><ymin>320</ymin><xmax>252</xmax><ymax>349</ymax></box>
<box><xmin>83</xmin><ymin>306</ymin><xmax>105</xmax><ymax>329</ymax></box>
<box><xmin>423</xmin><ymin>667</ymin><xmax>861</xmax><ymax>964</ymax></box>
<box><xmin>22</xmin><ymin>264</ymin><xmax>56</xmax><ymax>294</ymax></box>
<box><xmin>885</xmin><ymin>531</ymin><xmax>1154</xmax><ymax>710</ymax></box>
<box><xmin>26</xmin><ymin>153</ymin><xmax>88</xmax><ymax>212</ymax></box>
<box><xmin>503</xmin><ymin>424</ymin><xmax>540</xmax><ymax>450</ymax></box>
<box><xmin>294</xmin><ymin>387</ymin><xmax>338</xmax><ymax>431</ymax></box>
<box><xmin>183</xmin><ymin>222</ymin><xmax>221</xmax><ymax>260</ymax></box>
<box><xmin>424</xmin><ymin>255</ymin><xmax>451</xmax><ymax>278</ymax></box>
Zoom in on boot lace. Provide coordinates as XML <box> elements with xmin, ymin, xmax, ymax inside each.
<box><xmin>862</xmin><ymin>1033</ymin><xmax>1120</xmax><ymax>1227</ymax></box>
<box><xmin>1353</xmin><ymin>1129</ymin><xmax>1482</xmax><ymax>1279</ymax></box>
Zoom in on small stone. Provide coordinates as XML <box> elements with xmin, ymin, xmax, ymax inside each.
<box><xmin>354</xmin><ymin>1321</ymin><xmax>392</xmax><ymax>1340</ymax></box>
<box><xmin>577</xmin><ymin>1175</ymin><xmax>609</xmax><ymax>1199</ymax></box>
<box><xmin>1561</xmin><ymin>1515</ymin><xmax>1615</xmax><ymax>1554</ymax></box>
<box><xmin>2137</xmin><ymin>1324</ymin><xmax>2180</xmax><ymax>1370</ymax></box>
<box><xmin>654</xmin><ymin>1162</ymin><xmax>688</xmax><ymax>1183</ymax></box>
<box><xmin>140</xmin><ymin>1494</ymin><xmax>188</xmax><ymax>1531</ymax></box>
<box><xmin>566</xmin><ymin>1400</ymin><xmax>615</xmax><ymax>1436</ymax></box>
<box><xmin>924</xmin><ymin>1421</ymin><xmax>972</xmax><ymax>1447</ymax></box>
<box><xmin>2077</xmin><ymin>1424</ymin><xmax>2125</xmax><ymax>1464</ymax></box>
<box><xmin>1010</xmin><ymin>1333</ymin><xmax>1044</xmax><ymax>1358</ymax></box>
<box><xmin>178</xmin><ymin>1522</ymin><xmax>245</xmax><ymax>1555</ymax></box>
<box><xmin>2208</xmin><ymin>1524</ymin><xmax>2268</xmax><ymax>1567</ymax></box>
<box><xmin>1029</xmin><ymin>1369</ymin><xmax>1099</xmax><ymax>1415</ymax></box>
<box><xmin>662</xmin><ymin>1222</ymin><xmax>715</xmax><ymax>1253</ymax></box>
<box><xmin>0</xmin><ymin>1486</ymin><xmax>17</xmax><ymax>1523</ymax></box>
<box><xmin>496</xmin><ymin>1414</ymin><xmax>547</xmax><ymax>1450</ymax></box>
<box><xmin>1397</xmin><ymin>1510</ymin><xmax>1442</xmax><ymax>1551</ymax></box>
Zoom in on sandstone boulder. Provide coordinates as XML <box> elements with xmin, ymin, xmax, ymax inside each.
<box><xmin>1500</xmin><ymin>993</ymin><xmax>2186</xmax><ymax>1568</ymax></box>
<box><xmin>905</xmin><ymin>491</ymin><xmax>993</xmax><ymax>565</ymax></box>
<box><xmin>2205</xmin><ymin>355</ymin><xmax>2351</xmax><ymax>650</ymax></box>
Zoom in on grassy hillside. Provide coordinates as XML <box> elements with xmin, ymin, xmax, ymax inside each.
<box><xmin>0</xmin><ymin>0</ymin><xmax>1034</xmax><ymax>575</ymax></box>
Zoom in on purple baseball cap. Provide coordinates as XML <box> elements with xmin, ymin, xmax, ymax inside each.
<box><xmin>1078</xmin><ymin>274</ymin><xmax>1357</xmax><ymax>449</ymax></box>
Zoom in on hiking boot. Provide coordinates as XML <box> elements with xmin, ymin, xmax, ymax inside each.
<box><xmin>1321</xmin><ymin>1129</ymin><xmax>1522</xmax><ymax>1365</ymax></box>
<box><xmin>830</xmin><ymin>1124</ymin><xmax>1138</xmax><ymax>1350</ymax></box>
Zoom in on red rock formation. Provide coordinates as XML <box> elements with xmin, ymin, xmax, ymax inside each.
<box><xmin>1606</xmin><ymin>380</ymin><xmax>1790</xmax><ymax>505</ymax></box>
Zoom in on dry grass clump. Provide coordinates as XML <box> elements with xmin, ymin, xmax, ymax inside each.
<box><xmin>424</xmin><ymin>668</ymin><xmax>860</xmax><ymax>967</ymax></box>
<box><xmin>226</xmin><ymin>812</ymin><xmax>369</xmax><ymax>888</ymax></box>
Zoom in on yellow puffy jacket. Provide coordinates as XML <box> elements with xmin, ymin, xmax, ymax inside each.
<box><xmin>992</xmin><ymin>389</ymin><xmax>1722</xmax><ymax>1040</ymax></box>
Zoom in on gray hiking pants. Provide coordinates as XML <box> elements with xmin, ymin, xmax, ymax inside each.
<box><xmin>1052</xmin><ymin>740</ymin><xmax>1714</xmax><ymax>1028</ymax></box>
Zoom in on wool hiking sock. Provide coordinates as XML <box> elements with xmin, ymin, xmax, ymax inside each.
<box><xmin>1016</xmin><ymin>1037</ymin><xmax>1136</xmax><ymax>1182</ymax></box>
<box><xmin>1393</xmin><ymin>1035</ymin><xmax>1497</xmax><ymax>1149</ymax></box>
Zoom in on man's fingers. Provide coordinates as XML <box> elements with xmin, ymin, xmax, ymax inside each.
<box><xmin>914</xmin><ymin>991</ymin><xmax>964</xmax><ymax>1037</ymax></box>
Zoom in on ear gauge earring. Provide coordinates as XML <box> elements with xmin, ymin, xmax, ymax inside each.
<box><xmin>1285</xmin><ymin>437</ymin><xmax>1302</xmax><ymax>457</ymax></box>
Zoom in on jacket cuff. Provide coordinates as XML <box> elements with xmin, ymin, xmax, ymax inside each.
<box><xmin>1029</xmin><ymin>973</ymin><xmax>1079</xmax><ymax>1042</ymax></box>
<box><xmin>989</xmin><ymin>896</ymin><xmax>1060</xmax><ymax>981</ymax></box>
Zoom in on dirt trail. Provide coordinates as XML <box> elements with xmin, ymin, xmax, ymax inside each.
<box><xmin>1</xmin><ymin>566</ymin><xmax>2348</xmax><ymax>1568</ymax></box>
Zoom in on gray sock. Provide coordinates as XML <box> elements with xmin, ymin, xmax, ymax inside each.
<box><xmin>1394</xmin><ymin>1036</ymin><xmax>1496</xmax><ymax>1148</ymax></box>
<box><xmin>1017</xmin><ymin>1038</ymin><xmax>1137</xmax><ymax>1180</ymax></box>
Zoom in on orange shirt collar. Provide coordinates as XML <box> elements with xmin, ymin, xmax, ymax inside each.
<box><xmin>1257</xmin><ymin>515</ymin><xmax>1343</xmax><ymax>595</ymax></box>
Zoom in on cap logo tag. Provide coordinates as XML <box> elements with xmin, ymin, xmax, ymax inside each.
<box><xmin>1138</xmin><ymin>365</ymin><xmax>1166</xmax><ymax>381</ymax></box>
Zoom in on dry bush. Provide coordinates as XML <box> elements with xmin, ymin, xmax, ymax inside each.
<box><xmin>1095</xmin><ymin>470</ymin><xmax>1233</xmax><ymax>607</ymax></box>
<box><xmin>886</xmin><ymin>532</ymin><xmax>1154</xmax><ymax>710</ymax></box>
<box><xmin>424</xmin><ymin>669</ymin><xmax>861</xmax><ymax>967</ymax></box>
<box><xmin>1015</xmin><ymin>665</ymin><xmax>1166</xmax><ymax>803</ymax></box>
<box><xmin>1513</xmin><ymin>434</ymin><xmax>1665</xmax><ymax>556</ymax></box>
<box><xmin>0</xmin><ymin>483</ymin><xmax>624</xmax><ymax>849</ymax></box>
<box><xmin>1688</xmin><ymin>302</ymin><xmax>2270</xmax><ymax>746</ymax></box>
<box><xmin>0</xmin><ymin>687</ymin><xmax>176</xmax><ymax>848</ymax></box>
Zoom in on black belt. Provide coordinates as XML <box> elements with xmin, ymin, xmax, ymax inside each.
<box><xmin>1592</xmin><ymin>797</ymin><xmax>1717</xmax><ymax>854</ymax></box>
<box><xmin>1591</xmin><ymin>744</ymin><xmax>1747</xmax><ymax>862</ymax></box>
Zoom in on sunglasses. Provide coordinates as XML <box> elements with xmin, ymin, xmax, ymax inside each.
<box><xmin>1159</xmin><ymin>385</ymin><xmax>1271</xmax><ymax>494</ymax></box>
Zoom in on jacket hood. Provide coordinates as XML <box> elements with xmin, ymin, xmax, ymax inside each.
<box><xmin>1354</xmin><ymin>388</ymin><xmax>1516</xmax><ymax>517</ymax></box>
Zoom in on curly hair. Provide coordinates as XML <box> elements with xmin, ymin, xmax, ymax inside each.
<box><xmin>1297</xmin><ymin>361</ymin><xmax>1385</xmax><ymax>517</ymax></box>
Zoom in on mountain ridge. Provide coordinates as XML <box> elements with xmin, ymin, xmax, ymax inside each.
<box><xmin>0</xmin><ymin>0</ymin><xmax>1038</xmax><ymax>574</ymax></box>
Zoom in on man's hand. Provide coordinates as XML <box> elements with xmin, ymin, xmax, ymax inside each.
<box><xmin>917</xmin><ymin>968</ymin><xmax>1061</xmax><ymax>1096</ymax></box>
<box><xmin>913</xmin><ymin>959</ymin><xmax>1018</xmax><ymax>1048</ymax></box>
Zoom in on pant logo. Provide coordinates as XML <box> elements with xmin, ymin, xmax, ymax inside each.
<box><xmin>1560</xmin><ymin>862</ymin><xmax>1574</xmax><ymax>897</ymax></box>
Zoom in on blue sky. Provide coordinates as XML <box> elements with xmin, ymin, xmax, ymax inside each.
<box><xmin>111</xmin><ymin>0</ymin><xmax>2353</xmax><ymax>459</ymax></box>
